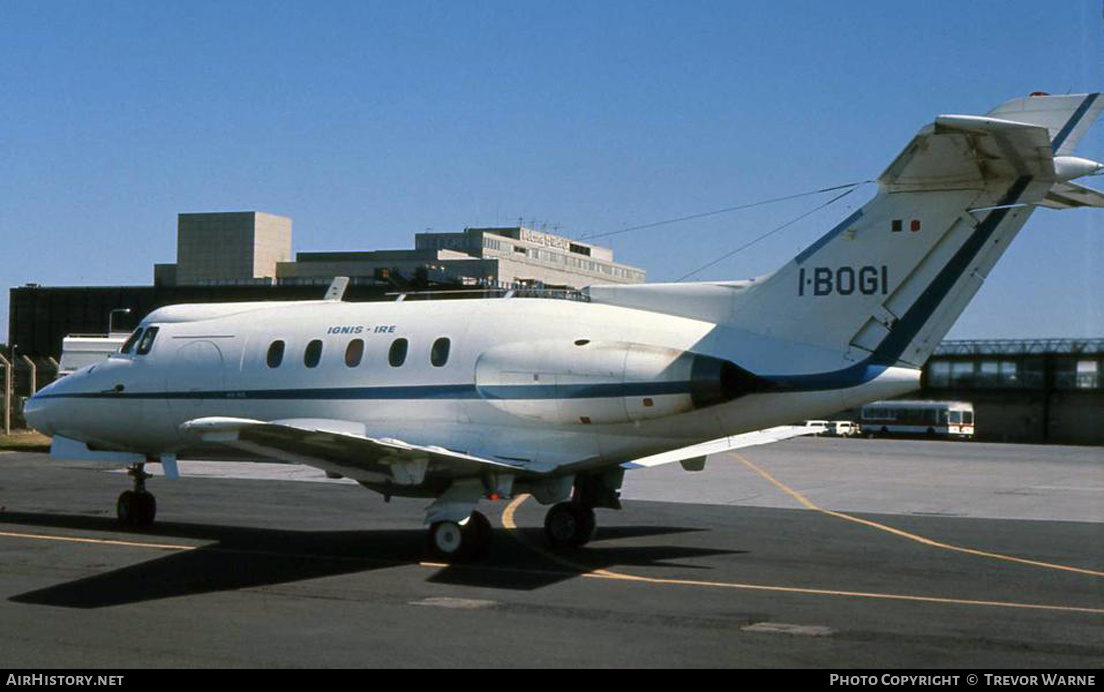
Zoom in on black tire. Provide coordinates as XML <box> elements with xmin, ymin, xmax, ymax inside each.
<box><xmin>118</xmin><ymin>490</ymin><xmax>156</xmax><ymax>528</ymax></box>
<box><xmin>116</xmin><ymin>490</ymin><xmax>137</xmax><ymax>526</ymax></box>
<box><xmin>544</xmin><ymin>503</ymin><xmax>597</xmax><ymax>549</ymax></box>
<box><xmin>134</xmin><ymin>491</ymin><xmax>156</xmax><ymax>527</ymax></box>
<box><xmin>463</xmin><ymin>511</ymin><xmax>493</xmax><ymax>559</ymax></box>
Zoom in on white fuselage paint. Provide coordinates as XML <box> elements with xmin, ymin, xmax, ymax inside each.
<box><xmin>27</xmin><ymin>295</ymin><xmax>918</xmax><ymax>488</ymax></box>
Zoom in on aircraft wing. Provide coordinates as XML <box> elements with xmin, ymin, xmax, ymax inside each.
<box><xmin>620</xmin><ymin>424</ymin><xmax>823</xmax><ymax>471</ymax></box>
<box><xmin>179</xmin><ymin>417</ymin><xmax>533</xmax><ymax>486</ymax></box>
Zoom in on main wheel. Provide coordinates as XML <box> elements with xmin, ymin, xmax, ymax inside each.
<box><xmin>544</xmin><ymin>503</ymin><xmax>597</xmax><ymax>549</ymax></box>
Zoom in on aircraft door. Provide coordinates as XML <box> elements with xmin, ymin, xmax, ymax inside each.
<box><xmin>165</xmin><ymin>340</ymin><xmax>226</xmax><ymax>412</ymax></box>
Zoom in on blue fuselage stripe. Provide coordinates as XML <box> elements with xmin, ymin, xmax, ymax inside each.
<box><xmin>36</xmin><ymin>381</ymin><xmax>695</xmax><ymax>402</ymax></box>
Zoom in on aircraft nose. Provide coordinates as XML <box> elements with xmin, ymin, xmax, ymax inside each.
<box><xmin>22</xmin><ymin>390</ymin><xmax>54</xmax><ymax>436</ymax></box>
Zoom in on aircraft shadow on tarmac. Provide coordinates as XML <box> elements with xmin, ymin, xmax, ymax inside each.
<box><xmin>2</xmin><ymin>512</ymin><xmax>740</xmax><ymax>608</ymax></box>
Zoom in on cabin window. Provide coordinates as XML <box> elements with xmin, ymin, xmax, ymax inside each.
<box><xmin>304</xmin><ymin>339</ymin><xmax>323</xmax><ymax>368</ymax></box>
<box><xmin>120</xmin><ymin>328</ymin><xmax>144</xmax><ymax>355</ymax></box>
<box><xmin>431</xmin><ymin>337</ymin><xmax>450</xmax><ymax>367</ymax></box>
<box><xmin>388</xmin><ymin>338</ymin><xmax>408</xmax><ymax>367</ymax></box>
<box><xmin>266</xmin><ymin>340</ymin><xmax>285</xmax><ymax>368</ymax></box>
<box><xmin>135</xmin><ymin>327</ymin><xmax>159</xmax><ymax>355</ymax></box>
<box><xmin>345</xmin><ymin>339</ymin><xmax>364</xmax><ymax>368</ymax></box>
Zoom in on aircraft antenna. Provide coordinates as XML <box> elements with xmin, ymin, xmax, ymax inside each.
<box><xmin>674</xmin><ymin>185</ymin><xmax>862</xmax><ymax>282</ymax></box>
<box><xmin>577</xmin><ymin>179</ymin><xmax>871</xmax><ymax>242</ymax></box>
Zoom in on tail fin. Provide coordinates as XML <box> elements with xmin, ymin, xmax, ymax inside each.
<box><xmin>732</xmin><ymin>92</ymin><xmax>1102</xmax><ymax>369</ymax></box>
<box><xmin>988</xmin><ymin>92</ymin><xmax>1102</xmax><ymax>156</ymax></box>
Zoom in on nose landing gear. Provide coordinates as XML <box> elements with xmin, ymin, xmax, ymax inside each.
<box><xmin>428</xmin><ymin>510</ymin><xmax>493</xmax><ymax>561</ymax></box>
<box><xmin>116</xmin><ymin>463</ymin><xmax>157</xmax><ymax>528</ymax></box>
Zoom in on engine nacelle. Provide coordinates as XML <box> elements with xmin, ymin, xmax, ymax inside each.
<box><xmin>473</xmin><ymin>339</ymin><xmax>763</xmax><ymax>425</ymax></box>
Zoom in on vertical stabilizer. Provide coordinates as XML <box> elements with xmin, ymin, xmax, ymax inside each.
<box><xmin>728</xmin><ymin>93</ymin><xmax>1101</xmax><ymax>370</ymax></box>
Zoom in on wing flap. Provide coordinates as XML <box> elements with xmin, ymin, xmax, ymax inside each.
<box><xmin>621</xmin><ymin>425</ymin><xmax>823</xmax><ymax>470</ymax></box>
<box><xmin>180</xmin><ymin>417</ymin><xmax>531</xmax><ymax>485</ymax></box>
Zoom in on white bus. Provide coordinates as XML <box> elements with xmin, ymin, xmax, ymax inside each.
<box><xmin>859</xmin><ymin>400</ymin><xmax>975</xmax><ymax>439</ymax></box>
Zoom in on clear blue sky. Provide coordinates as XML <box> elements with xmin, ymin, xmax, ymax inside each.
<box><xmin>2</xmin><ymin>0</ymin><xmax>1101</xmax><ymax>341</ymax></box>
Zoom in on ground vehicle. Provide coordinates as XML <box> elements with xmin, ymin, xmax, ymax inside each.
<box><xmin>860</xmin><ymin>401</ymin><xmax>975</xmax><ymax>439</ymax></box>
<box><xmin>829</xmin><ymin>421</ymin><xmax>859</xmax><ymax>437</ymax></box>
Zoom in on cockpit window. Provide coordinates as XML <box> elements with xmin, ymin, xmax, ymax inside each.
<box><xmin>120</xmin><ymin>328</ymin><xmax>144</xmax><ymax>355</ymax></box>
<box><xmin>135</xmin><ymin>327</ymin><xmax>159</xmax><ymax>355</ymax></box>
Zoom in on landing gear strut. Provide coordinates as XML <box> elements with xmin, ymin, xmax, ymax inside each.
<box><xmin>428</xmin><ymin>510</ymin><xmax>493</xmax><ymax>561</ymax></box>
<box><xmin>117</xmin><ymin>463</ymin><xmax>156</xmax><ymax>528</ymax></box>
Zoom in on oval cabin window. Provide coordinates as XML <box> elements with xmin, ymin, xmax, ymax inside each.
<box><xmin>431</xmin><ymin>337</ymin><xmax>450</xmax><ymax>367</ymax></box>
<box><xmin>304</xmin><ymin>339</ymin><xmax>323</xmax><ymax>368</ymax></box>
<box><xmin>389</xmin><ymin>338</ymin><xmax>408</xmax><ymax>367</ymax></box>
<box><xmin>266</xmin><ymin>340</ymin><xmax>285</xmax><ymax>368</ymax></box>
<box><xmin>345</xmin><ymin>339</ymin><xmax>364</xmax><ymax>368</ymax></box>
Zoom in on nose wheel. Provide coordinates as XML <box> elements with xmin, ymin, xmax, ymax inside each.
<box><xmin>116</xmin><ymin>463</ymin><xmax>157</xmax><ymax>528</ymax></box>
<box><xmin>428</xmin><ymin>510</ymin><xmax>493</xmax><ymax>561</ymax></box>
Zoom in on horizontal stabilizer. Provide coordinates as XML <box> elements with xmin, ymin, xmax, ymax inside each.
<box><xmin>621</xmin><ymin>425</ymin><xmax>822</xmax><ymax>470</ymax></box>
<box><xmin>1037</xmin><ymin>181</ymin><xmax>1104</xmax><ymax>209</ymax></box>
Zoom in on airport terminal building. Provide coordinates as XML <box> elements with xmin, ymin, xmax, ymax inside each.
<box><xmin>152</xmin><ymin>212</ymin><xmax>645</xmax><ymax>290</ymax></box>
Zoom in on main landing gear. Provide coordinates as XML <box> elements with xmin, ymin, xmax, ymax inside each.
<box><xmin>116</xmin><ymin>462</ymin><xmax>157</xmax><ymax>528</ymax></box>
<box><xmin>543</xmin><ymin>502</ymin><xmax>597</xmax><ymax>548</ymax></box>
<box><xmin>428</xmin><ymin>510</ymin><xmax>493</xmax><ymax>561</ymax></box>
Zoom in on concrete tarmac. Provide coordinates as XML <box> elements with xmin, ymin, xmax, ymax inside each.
<box><xmin>0</xmin><ymin>438</ymin><xmax>1101</xmax><ymax>668</ymax></box>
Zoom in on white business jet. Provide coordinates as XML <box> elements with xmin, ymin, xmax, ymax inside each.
<box><xmin>23</xmin><ymin>92</ymin><xmax>1104</xmax><ymax>560</ymax></box>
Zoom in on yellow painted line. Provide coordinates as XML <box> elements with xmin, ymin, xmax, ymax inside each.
<box><xmin>730</xmin><ymin>452</ymin><xmax>1104</xmax><ymax>579</ymax></box>
<box><xmin>500</xmin><ymin>494</ymin><xmax>1104</xmax><ymax>615</ymax></box>
<box><xmin>0</xmin><ymin>529</ymin><xmax>198</xmax><ymax>552</ymax></box>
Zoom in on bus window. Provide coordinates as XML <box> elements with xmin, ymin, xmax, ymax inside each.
<box><xmin>135</xmin><ymin>327</ymin><xmax>159</xmax><ymax>355</ymax></box>
<box><xmin>267</xmin><ymin>340</ymin><xmax>285</xmax><ymax>368</ymax></box>
<box><xmin>304</xmin><ymin>340</ymin><xmax>323</xmax><ymax>368</ymax></box>
<box><xmin>431</xmin><ymin>338</ymin><xmax>450</xmax><ymax>367</ymax></box>
<box><xmin>120</xmin><ymin>329</ymin><xmax>144</xmax><ymax>355</ymax></box>
<box><xmin>389</xmin><ymin>338</ymin><xmax>408</xmax><ymax>367</ymax></box>
<box><xmin>345</xmin><ymin>339</ymin><xmax>364</xmax><ymax>368</ymax></box>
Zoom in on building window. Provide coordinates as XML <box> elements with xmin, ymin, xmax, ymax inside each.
<box><xmin>345</xmin><ymin>339</ymin><xmax>364</xmax><ymax>368</ymax></box>
<box><xmin>267</xmin><ymin>340</ymin><xmax>285</xmax><ymax>368</ymax></box>
<box><xmin>431</xmin><ymin>337</ymin><xmax>450</xmax><ymax>367</ymax></box>
<box><xmin>927</xmin><ymin>360</ymin><xmax>950</xmax><ymax>387</ymax></box>
<box><xmin>950</xmin><ymin>361</ymin><xmax>974</xmax><ymax>386</ymax></box>
<box><xmin>389</xmin><ymin>338</ymin><xmax>408</xmax><ymax>367</ymax></box>
<box><xmin>304</xmin><ymin>339</ymin><xmax>323</xmax><ymax>368</ymax></box>
<box><xmin>1076</xmin><ymin>360</ymin><xmax>1100</xmax><ymax>389</ymax></box>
